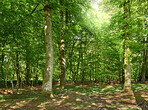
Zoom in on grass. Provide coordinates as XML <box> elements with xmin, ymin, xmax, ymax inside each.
<box><xmin>0</xmin><ymin>82</ymin><xmax>148</xmax><ymax>110</ymax></box>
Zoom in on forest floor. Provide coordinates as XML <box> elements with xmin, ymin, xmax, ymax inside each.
<box><xmin>0</xmin><ymin>82</ymin><xmax>148</xmax><ymax>110</ymax></box>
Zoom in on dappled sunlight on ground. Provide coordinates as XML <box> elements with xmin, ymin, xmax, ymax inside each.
<box><xmin>0</xmin><ymin>83</ymin><xmax>148</xmax><ymax>110</ymax></box>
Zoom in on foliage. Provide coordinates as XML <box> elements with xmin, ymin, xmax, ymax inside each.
<box><xmin>0</xmin><ymin>0</ymin><xmax>147</xmax><ymax>91</ymax></box>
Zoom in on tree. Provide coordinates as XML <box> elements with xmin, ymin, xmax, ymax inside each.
<box><xmin>140</xmin><ymin>1</ymin><xmax>148</xmax><ymax>83</ymax></box>
<box><xmin>141</xmin><ymin>44</ymin><xmax>148</xmax><ymax>83</ymax></box>
<box><xmin>59</xmin><ymin>0</ymin><xmax>66</xmax><ymax>89</ymax></box>
<box><xmin>42</xmin><ymin>1</ymin><xmax>54</xmax><ymax>97</ymax></box>
<box><xmin>123</xmin><ymin>0</ymin><xmax>133</xmax><ymax>95</ymax></box>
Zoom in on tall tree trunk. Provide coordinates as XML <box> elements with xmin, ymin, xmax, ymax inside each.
<box><xmin>141</xmin><ymin>46</ymin><xmax>148</xmax><ymax>83</ymax></box>
<box><xmin>69</xmin><ymin>41</ymin><xmax>76</xmax><ymax>82</ymax></box>
<box><xmin>26</xmin><ymin>48</ymin><xmax>30</xmax><ymax>86</ymax></box>
<box><xmin>16</xmin><ymin>51</ymin><xmax>20</xmax><ymax>87</ymax></box>
<box><xmin>35</xmin><ymin>61</ymin><xmax>39</xmax><ymax>85</ymax></box>
<box><xmin>123</xmin><ymin>0</ymin><xmax>133</xmax><ymax>95</ymax></box>
<box><xmin>122</xmin><ymin>56</ymin><xmax>125</xmax><ymax>84</ymax></box>
<box><xmin>60</xmin><ymin>1</ymin><xmax>66</xmax><ymax>89</ymax></box>
<box><xmin>76</xmin><ymin>61</ymin><xmax>80</xmax><ymax>82</ymax></box>
<box><xmin>42</xmin><ymin>2</ymin><xmax>53</xmax><ymax>96</ymax></box>
<box><xmin>1</xmin><ymin>52</ymin><xmax>4</xmax><ymax>80</ymax></box>
<box><xmin>81</xmin><ymin>53</ymin><xmax>84</xmax><ymax>82</ymax></box>
<box><xmin>80</xmin><ymin>38</ymin><xmax>85</xmax><ymax>82</ymax></box>
<box><xmin>20</xmin><ymin>62</ymin><xmax>23</xmax><ymax>88</ymax></box>
<box><xmin>89</xmin><ymin>69</ymin><xmax>92</xmax><ymax>81</ymax></box>
<box><xmin>66</xmin><ymin>8</ymin><xmax>68</xmax><ymax>30</ymax></box>
<box><xmin>7</xmin><ymin>57</ymin><xmax>14</xmax><ymax>94</ymax></box>
<box><xmin>141</xmin><ymin>9</ymin><xmax>147</xmax><ymax>83</ymax></box>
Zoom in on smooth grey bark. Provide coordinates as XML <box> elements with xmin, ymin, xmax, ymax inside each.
<box><xmin>42</xmin><ymin>3</ymin><xmax>53</xmax><ymax>95</ymax></box>
<box><xmin>123</xmin><ymin>0</ymin><xmax>133</xmax><ymax>95</ymax></box>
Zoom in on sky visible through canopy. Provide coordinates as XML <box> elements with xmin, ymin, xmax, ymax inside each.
<box><xmin>91</xmin><ymin>0</ymin><xmax>102</xmax><ymax>10</ymax></box>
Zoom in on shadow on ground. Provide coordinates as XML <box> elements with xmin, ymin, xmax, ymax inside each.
<box><xmin>134</xmin><ymin>89</ymin><xmax>148</xmax><ymax>110</ymax></box>
<box><xmin>0</xmin><ymin>83</ymin><xmax>148</xmax><ymax>110</ymax></box>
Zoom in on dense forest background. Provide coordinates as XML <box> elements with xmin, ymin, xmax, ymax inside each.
<box><xmin>0</xmin><ymin>0</ymin><xmax>148</xmax><ymax>109</ymax></box>
<box><xmin>0</xmin><ymin>0</ymin><xmax>148</xmax><ymax>93</ymax></box>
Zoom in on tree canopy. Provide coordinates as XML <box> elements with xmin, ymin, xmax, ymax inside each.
<box><xmin>0</xmin><ymin>0</ymin><xmax>148</xmax><ymax>96</ymax></box>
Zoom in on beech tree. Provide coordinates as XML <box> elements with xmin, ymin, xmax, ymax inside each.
<box><xmin>42</xmin><ymin>1</ymin><xmax>53</xmax><ymax>96</ymax></box>
<box><xmin>123</xmin><ymin>0</ymin><xmax>133</xmax><ymax>95</ymax></box>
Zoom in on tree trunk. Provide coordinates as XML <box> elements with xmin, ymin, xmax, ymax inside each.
<box><xmin>1</xmin><ymin>52</ymin><xmax>4</xmax><ymax>80</ymax></box>
<box><xmin>26</xmin><ymin>53</ymin><xmax>30</xmax><ymax>86</ymax></box>
<box><xmin>122</xmin><ymin>58</ymin><xmax>125</xmax><ymax>84</ymax></box>
<box><xmin>7</xmin><ymin>58</ymin><xmax>14</xmax><ymax>94</ymax></box>
<box><xmin>76</xmin><ymin>61</ymin><xmax>80</xmax><ymax>82</ymax></box>
<box><xmin>81</xmin><ymin>53</ymin><xmax>85</xmax><ymax>82</ymax></box>
<box><xmin>124</xmin><ymin>48</ymin><xmax>132</xmax><ymax>92</ymax></box>
<box><xmin>60</xmin><ymin>1</ymin><xmax>66</xmax><ymax>89</ymax></box>
<box><xmin>16</xmin><ymin>51</ymin><xmax>21</xmax><ymax>87</ymax></box>
<box><xmin>89</xmin><ymin>69</ymin><xmax>92</xmax><ymax>81</ymax></box>
<box><xmin>24</xmin><ymin>36</ymin><xmax>31</xmax><ymax>86</ymax></box>
<box><xmin>35</xmin><ymin>61</ymin><xmax>39</xmax><ymax>85</ymax></box>
<box><xmin>69</xmin><ymin>41</ymin><xmax>76</xmax><ymax>82</ymax></box>
<box><xmin>80</xmin><ymin>38</ymin><xmax>85</xmax><ymax>83</ymax></box>
<box><xmin>141</xmin><ymin>9</ymin><xmax>147</xmax><ymax>83</ymax></box>
<box><xmin>123</xmin><ymin>0</ymin><xmax>133</xmax><ymax>95</ymax></box>
<box><xmin>141</xmin><ymin>49</ymin><xmax>147</xmax><ymax>83</ymax></box>
<box><xmin>20</xmin><ymin>63</ymin><xmax>23</xmax><ymax>88</ymax></box>
<box><xmin>42</xmin><ymin>2</ymin><xmax>53</xmax><ymax>96</ymax></box>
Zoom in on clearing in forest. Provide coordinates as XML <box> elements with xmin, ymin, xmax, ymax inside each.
<box><xmin>0</xmin><ymin>82</ymin><xmax>148</xmax><ymax>110</ymax></box>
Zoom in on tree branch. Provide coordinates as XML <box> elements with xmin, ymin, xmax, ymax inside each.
<box><xmin>3</xmin><ymin>1</ymin><xmax>43</xmax><ymax>45</ymax></box>
<box><xmin>15</xmin><ymin>1</ymin><xmax>42</xmax><ymax>27</ymax></box>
